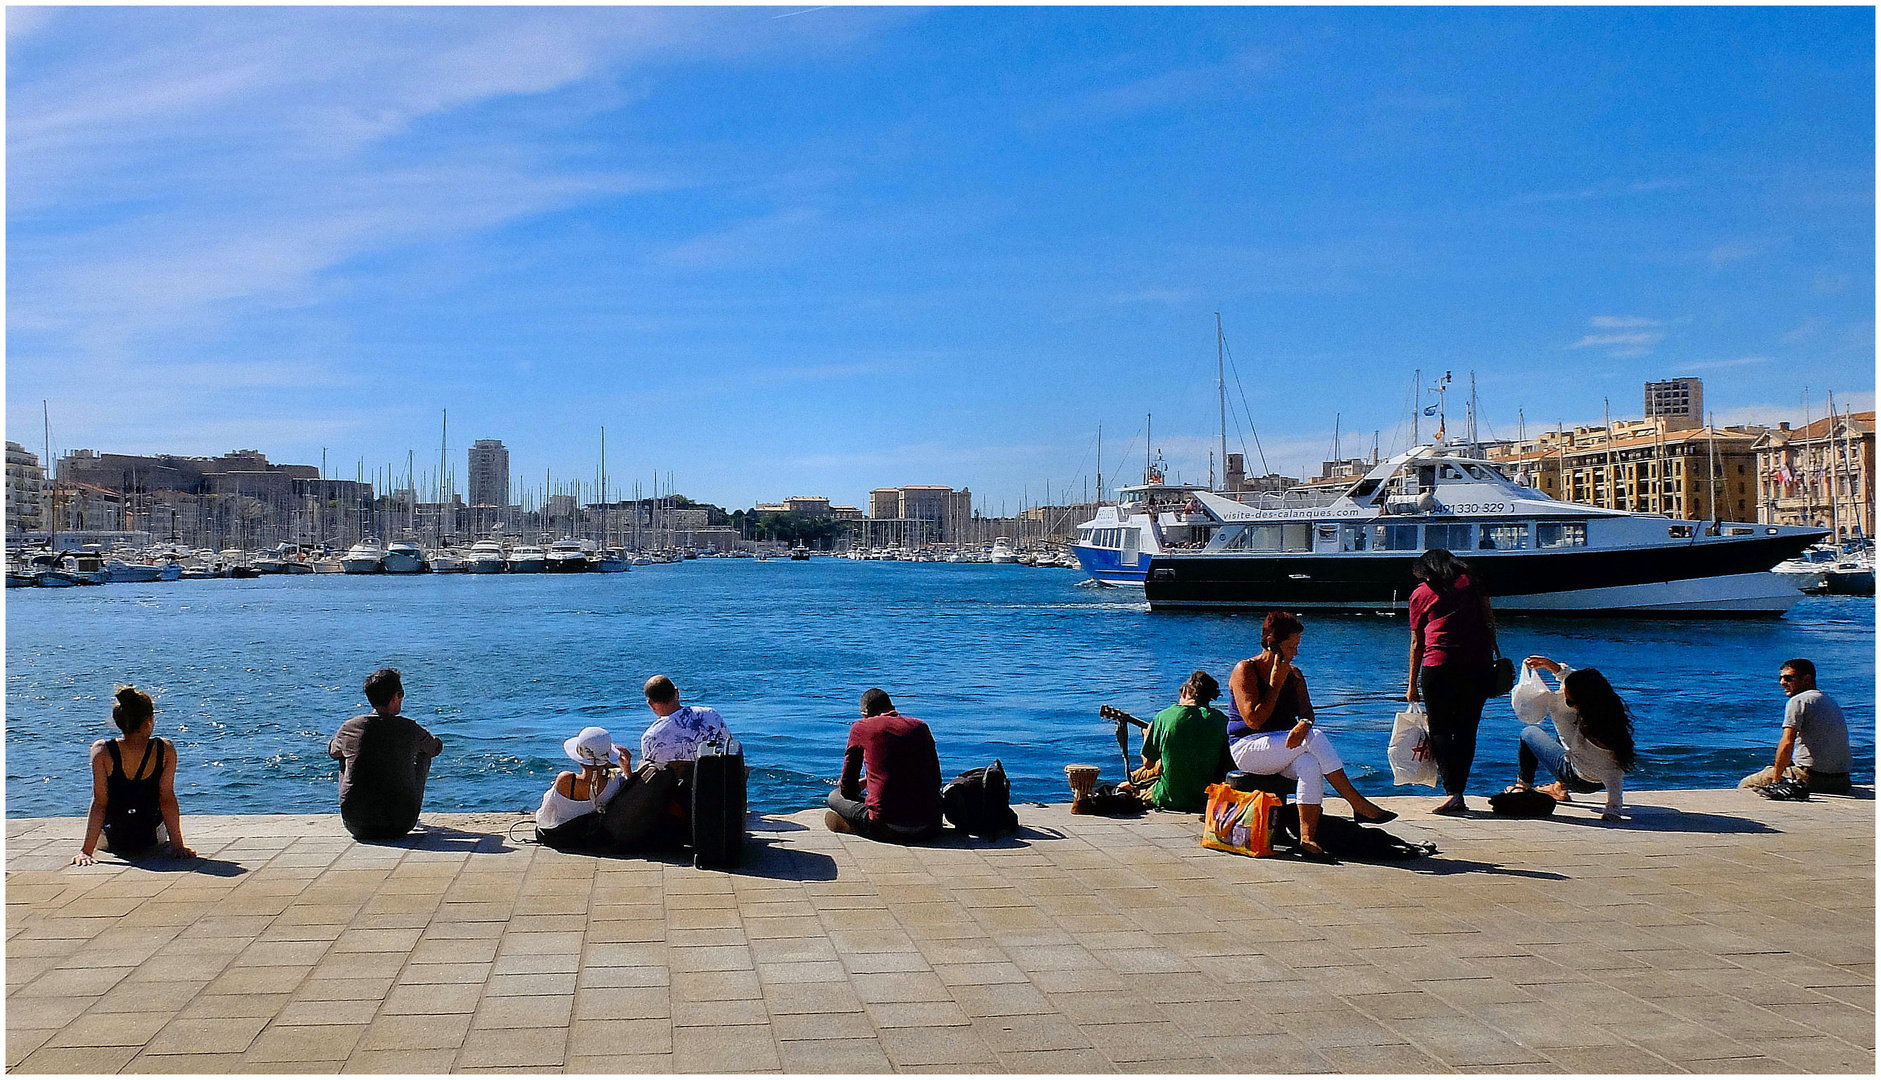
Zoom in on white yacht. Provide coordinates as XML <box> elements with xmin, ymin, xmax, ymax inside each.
<box><xmin>506</xmin><ymin>544</ymin><xmax>548</xmax><ymax>573</ymax></box>
<box><xmin>989</xmin><ymin>538</ymin><xmax>1020</xmax><ymax>564</ymax></box>
<box><xmin>429</xmin><ymin>548</ymin><xmax>466</xmax><ymax>573</ymax></box>
<box><xmin>1146</xmin><ymin>443</ymin><xmax>1826</xmax><ymax>617</ymax></box>
<box><xmin>465</xmin><ymin>539</ymin><xmax>507</xmax><ymax>574</ymax></box>
<box><xmin>340</xmin><ymin>538</ymin><xmax>386</xmax><ymax>574</ymax></box>
<box><xmin>382</xmin><ymin>539</ymin><xmax>428</xmax><ymax>574</ymax></box>
<box><xmin>546</xmin><ymin>539</ymin><xmax>590</xmax><ymax>573</ymax></box>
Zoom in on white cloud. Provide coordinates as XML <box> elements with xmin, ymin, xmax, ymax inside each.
<box><xmin>1679</xmin><ymin>356</ymin><xmax>1771</xmax><ymax>373</ymax></box>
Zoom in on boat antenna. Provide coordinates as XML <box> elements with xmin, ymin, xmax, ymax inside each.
<box><xmin>1096</xmin><ymin>424</ymin><xmax>1102</xmax><ymax>505</ymax></box>
<box><xmin>1145</xmin><ymin>413</ymin><xmax>1151</xmax><ymax>484</ymax></box>
<box><xmin>1411</xmin><ymin>369</ymin><xmax>1420</xmax><ymax>445</ymax></box>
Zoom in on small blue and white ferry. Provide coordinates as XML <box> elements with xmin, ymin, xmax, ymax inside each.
<box><xmin>1071</xmin><ymin>479</ymin><xmax>1213</xmax><ymax>584</ymax></box>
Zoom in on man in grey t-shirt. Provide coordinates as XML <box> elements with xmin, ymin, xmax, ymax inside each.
<box><xmin>1740</xmin><ymin>658</ymin><xmax>1852</xmax><ymax>795</ymax></box>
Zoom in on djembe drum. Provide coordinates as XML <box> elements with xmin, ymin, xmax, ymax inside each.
<box><xmin>1065</xmin><ymin>763</ymin><xmax>1101</xmax><ymax>814</ymax></box>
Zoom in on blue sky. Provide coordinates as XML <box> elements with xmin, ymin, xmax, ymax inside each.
<box><xmin>8</xmin><ymin>6</ymin><xmax>1874</xmax><ymax>513</ymax></box>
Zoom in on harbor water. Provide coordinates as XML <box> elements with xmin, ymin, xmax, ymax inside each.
<box><xmin>5</xmin><ymin>561</ymin><xmax>1873</xmax><ymax>819</ymax></box>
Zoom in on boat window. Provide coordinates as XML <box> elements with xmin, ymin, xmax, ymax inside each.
<box><xmin>1346</xmin><ymin>478</ymin><xmax>1382</xmax><ymax>501</ymax></box>
<box><xmin>1345</xmin><ymin>526</ymin><xmax>1368</xmax><ymax>552</ymax></box>
<box><xmin>1316</xmin><ymin>524</ymin><xmax>1340</xmax><ymax>542</ymax></box>
<box><xmin>1439</xmin><ymin>464</ymin><xmax>1466</xmax><ymax>480</ymax></box>
<box><xmin>1481</xmin><ymin>524</ymin><xmax>1529</xmax><ymax>550</ymax></box>
<box><xmin>1537</xmin><ymin>522</ymin><xmax>1587</xmax><ymax>548</ymax></box>
<box><xmin>1667</xmin><ymin>525</ymin><xmax>1693</xmax><ymax>539</ymax></box>
<box><xmin>1238</xmin><ymin>524</ymin><xmax>1313</xmax><ymax>552</ymax></box>
<box><xmin>1371</xmin><ymin>524</ymin><xmax>1420</xmax><ymax>551</ymax></box>
<box><xmin>1425</xmin><ymin>524</ymin><xmax>1475</xmax><ymax>551</ymax></box>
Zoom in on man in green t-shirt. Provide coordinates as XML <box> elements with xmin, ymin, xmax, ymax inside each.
<box><xmin>1136</xmin><ymin>671</ymin><xmax>1235</xmax><ymax>813</ymax></box>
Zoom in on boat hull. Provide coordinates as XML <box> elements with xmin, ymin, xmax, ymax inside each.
<box><xmin>507</xmin><ymin>558</ymin><xmax>546</xmax><ymax>574</ymax></box>
<box><xmin>340</xmin><ymin>558</ymin><xmax>383</xmax><ymax>574</ymax></box>
<box><xmin>1071</xmin><ymin>544</ymin><xmax>1150</xmax><ymax>583</ymax></box>
<box><xmin>382</xmin><ymin>551</ymin><xmax>427</xmax><ymax>574</ymax></box>
<box><xmin>1146</xmin><ymin>533</ymin><xmax>1820</xmax><ymax>617</ymax></box>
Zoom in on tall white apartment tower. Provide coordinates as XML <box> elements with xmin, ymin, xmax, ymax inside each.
<box><xmin>1644</xmin><ymin>378</ymin><xmax>1704</xmax><ymax>432</ymax></box>
<box><xmin>467</xmin><ymin>439</ymin><xmax>510</xmax><ymax>507</ymax></box>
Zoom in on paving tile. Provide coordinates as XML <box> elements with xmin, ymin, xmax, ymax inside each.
<box><xmin>44</xmin><ymin>1010</ymin><xmax>172</xmax><ymax>1048</ymax></box>
<box><xmin>6</xmin><ymin>1027</ymin><xmax>58</xmax><ymax>1069</ymax></box>
<box><xmin>360</xmin><ymin>1013</ymin><xmax>473</xmax><ymax>1052</ymax></box>
<box><xmin>341</xmin><ymin>1048</ymin><xmax>461</xmax><ymax>1072</ymax></box>
<box><xmin>565</xmin><ymin>1052</ymin><xmax>675</xmax><ymax>1073</ymax></box>
<box><xmin>243</xmin><ymin>1023</ymin><xmax>367</xmax><ymax>1063</ymax></box>
<box><xmin>574</xmin><ymin>986</ymin><xmax>674</xmax><ymax>1021</ymax></box>
<box><xmin>472</xmin><ymin>992</ymin><xmax>575</xmax><ymax>1029</ymax></box>
<box><xmin>13</xmin><ymin>1045</ymin><xmax>141</xmax><ymax>1073</ymax></box>
<box><xmin>568</xmin><ymin>1017</ymin><xmax>673</xmax><ymax>1056</ymax></box>
<box><xmin>878</xmin><ymin>1023</ymin><xmax>999</xmax><ymax>1066</ymax></box>
<box><xmin>778</xmin><ymin>1036</ymin><xmax>894</xmax><ymax>1072</ymax></box>
<box><xmin>670</xmin><ymin>1023</ymin><xmax>782</xmax><ymax>1072</ymax></box>
<box><xmin>381</xmin><ymin>980</ymin><xmax>482</xmax><ymax>1014</ymax></box>
<box><xmin>144</xmin><ymin>1015</ymin><xmax>271</xmax><ymax>1056</ymax></box>
<box><xmin>457</xmin><ymin>1026</ymin><xmax>569</xmax><ymax>1068</ymax></box>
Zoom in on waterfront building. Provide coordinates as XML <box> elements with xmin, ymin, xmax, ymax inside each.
<box><xmin>1221</xmin><ymin>453</ymin><xmax>1296</xmax><ymax>496</ymax></box>
<box><xmin>866</xmin><ymin>485</ymin><xmax>973</xmax><ymax>546</ymax></box>
<box><xmin>467</xmin><ymin>440</ymin><xmax>510</xmax><ymax>507</ymax></box>
<box><xmin>1484</xmin><ymin>417</ymin><xmax>1763</xmax><ymax>520</ymax></box>
<box><xmin>1752</xmin><ymin>411</ymin><xmax>1876</xmax><ymax>540</ymax></box>
<box><xmin>6</xmin><ymin>442</ymin><xmax>47</xmax><ymax>537</ymax></box>
<box><xmin>58</xmin><ymin>448</ymin><xmax>317</xmax><ymax>496</ymax></box>
<box><xmin>1645</xmin><ymin>378</ymin><xmax>1705</xmax><ymax>431</ymax></box>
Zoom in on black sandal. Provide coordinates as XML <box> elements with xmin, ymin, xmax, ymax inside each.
<box><xmin>1355</xmin><ymin>807</ymin><xmax>1398</xmax><ymax>825</ymax></box>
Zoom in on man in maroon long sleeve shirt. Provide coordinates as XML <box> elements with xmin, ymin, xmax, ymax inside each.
<box><xmin>825</xmin><ymin>688</ymin><xmax>943</xmax><ymax>843</ymax></box>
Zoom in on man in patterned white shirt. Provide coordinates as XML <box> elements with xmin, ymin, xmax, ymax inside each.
<box><xmin>640</xmin><ymin>675</ymin><xmax>731</xmax><ymax>778</ymax></box>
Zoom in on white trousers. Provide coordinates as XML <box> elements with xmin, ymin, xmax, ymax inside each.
<box><xmin>1230</xmin><ymin>728</ymin><xmax>1346</xmax><ymax>805</ymax></box>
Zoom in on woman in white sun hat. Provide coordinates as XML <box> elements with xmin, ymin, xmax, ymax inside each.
<box><xmin>536</xmin><ymin>726</ymin><xmax>630</xmax><ymax>850</ymax></box>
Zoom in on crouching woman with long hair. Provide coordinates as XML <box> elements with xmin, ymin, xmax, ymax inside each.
<box><xmin>1509</xmin><ymin>656</ymin><xmax>1637</xmax><ymax>822</ymax></box>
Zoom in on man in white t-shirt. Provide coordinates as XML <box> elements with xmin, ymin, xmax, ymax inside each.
<box><xmin>640</xmin><ymin>675</ymin><xmax>731</xmax><ymax>775</ymax></box>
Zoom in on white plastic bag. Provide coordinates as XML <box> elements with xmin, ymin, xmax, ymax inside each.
<box><xmin>1510</xmin><ymin>665</ymin><xmax>1552</xmax><ymax>727</ymax></box>
<box><xmin>1388</xmin><ymin>703</ymin><xmax>1439</xmax><ymax>787</ymax></box>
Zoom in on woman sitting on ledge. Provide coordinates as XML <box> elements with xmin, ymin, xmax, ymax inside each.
<box><xmin>1228</xmin><ymin>612</ymin><xmax>1396</xmax><ymax>858</ymax></box>
<box><xmin>1507</xmin><ymin>656</ymin><xmax>1634</xmax><ymax>822</ymax></box>
<box><xmin>537</xmin><ymin>727</ymin><xmax>628</xmax><ymax>851</ymax></box>
<box><xmin>73</xmin><ymin>686</ymin><xmax>194</xmax><ymax>865</ymax></box>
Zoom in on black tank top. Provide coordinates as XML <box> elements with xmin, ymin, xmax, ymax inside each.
<box><xmin>104</xmin><ymin>739</ymin><xmax>165</xmax><ymax>850</ymax></box>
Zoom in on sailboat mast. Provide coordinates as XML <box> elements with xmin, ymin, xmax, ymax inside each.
<box><xmin>1216</xmin><ymin>313</ymin><xmax>1227</xmax><ymax>489</ymax></box>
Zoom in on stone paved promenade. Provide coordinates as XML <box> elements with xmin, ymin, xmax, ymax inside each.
<box><xmin>6</xmin><ymin>788</ymin><xmax>1874</xmax><ymax>1074</ymax></box>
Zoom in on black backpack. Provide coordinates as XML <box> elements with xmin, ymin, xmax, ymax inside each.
<box><xmin>941</xmin><ymin>760</ymin><xmax>1020</xmax><ymax>838</ymax></box>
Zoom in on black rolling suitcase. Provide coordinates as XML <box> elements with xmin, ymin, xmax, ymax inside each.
<box><xmin>691</xmin><ymin>736</ymin><xmax>747</xmax><ymax>869</ymax></box>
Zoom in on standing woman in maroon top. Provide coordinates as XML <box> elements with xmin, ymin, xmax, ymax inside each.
<box><xmin>1406</xmin><ymin>549</ymin><xmax>1497</xmax><ymax>814</ymax></box>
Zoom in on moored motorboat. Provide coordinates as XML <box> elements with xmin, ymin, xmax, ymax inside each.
<box><xmin>1146</xmin><ymin>443</ymin><xmax>1826</xmax><ymax>618</ymax></box>
<box><xmin>341</xmin><ymin>538</ymin><xmax>386</xmax><ymax>574</ymax></box>
<box><xmin>506</xmin><ymin>544</ymin><xmax>548</xmax><ymax>573</ymax></box>
<box><xmin>465</xmin><ymin>538</ymin><xmax>507</xmax><ymax>574</ymax></box>
<box><xmin>989</xmin><ymin>538</ymin><xmax>1020</xmax><ymax>564</ymax></box>
<box><xmin>590</xmin><ymin>549</ymin><xmax>629</xmax><ymax>573</ymax></box>
<box><xmin>382</xmin><ymin>539</ymin><xmax>428</xmax><ymax>574</ymax></box>
<box><xmin>546</xmin><ymin>539</ymin><xmax>590</xmax><ymax>573</ymax></box>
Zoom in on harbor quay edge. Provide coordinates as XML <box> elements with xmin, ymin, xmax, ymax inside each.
<box><xmin>6</xmin><ymin>788</ymin><xmax>1874</xmax><ymax>1074</ymax></box>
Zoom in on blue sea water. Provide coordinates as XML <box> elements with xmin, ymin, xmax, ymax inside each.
<box><xmin>5</xmin><ymin>561</ymin><xmax>1873</xmax><ymax>819</ymax></box>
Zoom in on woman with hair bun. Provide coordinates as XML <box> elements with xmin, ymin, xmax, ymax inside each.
<box><xmin>1407</xmin><ymin>548</ymin><xmax>1497</xmax><ymax>814</ymax></box>
<box><xmin>1228</xmin><ymin>612</ymin><xmax>1396</xmax><ymax>857</ymax></box>
<box><xmin>73</xmin><ymin>687</ymin><xmax>194</xmax><ymax>865</ymax></box>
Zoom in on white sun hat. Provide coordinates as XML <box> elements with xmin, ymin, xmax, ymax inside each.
<box><xmin>564</xmin><ymin>726</ymin><xmax>620</xmax><ymax>767</ymax></box>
